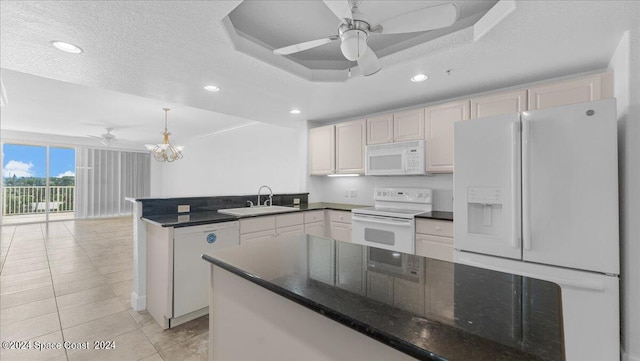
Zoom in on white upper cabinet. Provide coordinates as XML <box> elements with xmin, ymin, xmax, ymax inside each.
<box><xmin>471</xmin><ymin>89</ymin><xmax>528</xmax><ymax>119</ymax></box>
<box><xmin>425</xmin><ymin>100</ymin><xmax>469</xmax><ymax>173</ymax></box>
<box><xmin>528</xmin><ymin>72</ymin><xmax>613</xmax><ymax>110</ymax></box>
<box><xmin>393</xmin><ymin>108</ymin><xmax>425</xmax><ymax>142</ymax></box>
<box><xmin>366</xmin><ymin>114</ymin><xmax>394</xmax><ymax>145</ymax></box>
<box><xmin>308</xmin><ymin>124</ymin><xmax>335</xmax><ymax>175</ymax></box>
<box><xmin>335</xmin><ymin>119</ymin><xmax>366</xmax><ymax>174</ymax></box>
<box><xmin>366</xmin><ymin>110</ymin><xmax>424</xmax><ymax>145</ymax></box>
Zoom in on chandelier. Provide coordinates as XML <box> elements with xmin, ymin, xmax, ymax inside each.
<box><xmin>145</xmin><ymin>108</ymin><xmax>184</xmax><ymax>162</ymax></box>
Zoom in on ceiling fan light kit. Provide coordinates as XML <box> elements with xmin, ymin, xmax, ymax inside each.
<box><xmin>272</xmin><ymin>0</ymin><xmax>459</xmax><ymax>77</ymax></box>
<box><xmin>145</xmin><ymin>108</ymin><xmax>184</xmax><ymax>162</ymax></box>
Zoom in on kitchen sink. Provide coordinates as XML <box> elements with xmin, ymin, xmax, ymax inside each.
<box><xmin>217</xmin><ymin>206</ymin><xmax>300</xmax><ymax>217</ymax></box>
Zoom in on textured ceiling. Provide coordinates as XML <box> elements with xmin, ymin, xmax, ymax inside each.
<box><xmin>0</xmin><ymin>1</ymin><xmax>638</xmax><ymax>146</ymax></box>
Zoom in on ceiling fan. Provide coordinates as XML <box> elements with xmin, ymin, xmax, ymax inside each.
<box><xmin>87</xmin><ymin>128</ymin><xmax>118</xmax><ymax>146</ymax></box>
<box><xmin>273</xmin><ymin>0</ymin><xmax>459</xmax><ymax>76</ymax></box>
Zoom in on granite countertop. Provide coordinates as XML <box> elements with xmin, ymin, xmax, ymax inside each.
<box><xmin>202</xmin><ymin>235</ymin><xmax>564</xmax><ymax>361</ymax></box>
<box><xmin>141</xmin><ymin>202</ymin><xmax>452</xmax><ymax>228</ymax></box>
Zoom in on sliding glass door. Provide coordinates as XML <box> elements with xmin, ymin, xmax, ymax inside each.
<box><xmin>1</xmin><ymin>143</ymin><xmax>75</xmax><ymax>225</ymax></box>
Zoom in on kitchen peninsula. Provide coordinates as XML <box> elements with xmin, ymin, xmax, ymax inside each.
<box><xmin>202</xmin><ymin>234</ymin><xmax>564</xmax><ymax>361</ymax></box>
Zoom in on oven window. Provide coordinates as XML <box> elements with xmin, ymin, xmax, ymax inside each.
<box><xmin>370</xmin><ymin>154</ymin><xmax>402</xmax><ymax>170</ymax></box>
<box><xmin>369</xmin><ymin>247</ymin><xmax>402</xmax><ymax>268</ymax></box>
<box><xmin>364</xmin><ymin>228</ymin><xmax>395</xmax><ymax>245</ymax></box>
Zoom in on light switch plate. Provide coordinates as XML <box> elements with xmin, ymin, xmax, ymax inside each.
<box><xmin>178</xmin><ymin>205</ymin><xmax>190</xmax><ymax>213</ymax></box>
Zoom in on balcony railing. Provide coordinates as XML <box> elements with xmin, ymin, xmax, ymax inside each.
<box><xmin>2</xmin><ymin>186</ymin><xmax>75</xmax><ymax>216</ymax></box>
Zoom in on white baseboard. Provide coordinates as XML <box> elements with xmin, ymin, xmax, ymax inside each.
<box><xmin>130</xmin><ymin>292</ymin><xmax>146</xmax><ymax>311</ymax></box>
<box><xmin>622</xmin><ymin>348</ymin><xmax>640</xmax><ymax>361</ymax></box>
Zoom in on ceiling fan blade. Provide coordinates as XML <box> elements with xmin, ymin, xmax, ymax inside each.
<box><xmin>357</xmin><ymin>45</ymin><xmax>381</xmax><ymax>76</ymax></box>
<box><xmin>273</xmin><ymin>36</ymin><xmax>339</xmax><ymax>55</ymax></box>
<box><xmin>378</xmin><ymin>3</ymin><xmax>458</xmax><ymax>34</ymax></box>
<box><xmin>322</xmin><ymin>0</ymin><xmax>352</xmax><ymax>21</ymax></box>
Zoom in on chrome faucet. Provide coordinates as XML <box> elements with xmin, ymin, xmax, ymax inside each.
<box><xmin>257</xmin><ymin>185</ymin><xmax>273</xmax><ymax>207</ymax></box>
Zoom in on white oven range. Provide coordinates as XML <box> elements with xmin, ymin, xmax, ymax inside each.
<box><xmin>351</xmin><ymin>187</ymin><xmax>432</xmax><ymax>254</ymax></box>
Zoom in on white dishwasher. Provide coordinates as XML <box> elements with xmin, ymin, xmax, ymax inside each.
<box><xmin>173</xmin><ymin>221</ymin><xmax>239</xmax><ymax>324</ymax></box>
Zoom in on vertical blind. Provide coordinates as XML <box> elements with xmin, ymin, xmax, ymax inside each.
<box><xmin>75</xmin><ymin>148</ymin><xmax>150</xmax><ymax>218</ymax></box>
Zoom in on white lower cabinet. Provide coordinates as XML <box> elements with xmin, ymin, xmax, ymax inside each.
<box><xmin>415</xmin><ymin>219</ymin><xmax>454</xmax><ymax>262</ymax></box>
<box><xmin>328</xmin><ymin>210</ymin><xmax>352</xmax><ymax>243</ymax></box>
<box><xmin>366</xmin><ymin>271</ymin><xmax>394</xmax><ymax>304</ymax></box>
<box><xmin>240</xmin><ymin>213</ymin><xmax>304</xmax><ymax>245</ymax></box>
<box><xmin>394</xmin><ymin>277</ymin><xmax>425</xmax><ymax>315</ymax></box>
<box><xmin>336</xmin><ymin>242</ymin><xmax>366</xmax><ymax>295</ymax></box>
<box><xmin>303</xmin><ymin>210</ymin><xmax>325</xmax><ymax>237</ymax></box>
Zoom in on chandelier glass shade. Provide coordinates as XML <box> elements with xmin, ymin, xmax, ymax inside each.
<box><xmin>145</xmin><ymin>108</ymin><xmax>184</xmax><ymax>162</ymax></box>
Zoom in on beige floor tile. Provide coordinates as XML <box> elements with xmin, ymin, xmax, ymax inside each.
<box><xmin>49</xmin><ymin>261</ymin><xmax>96</xmax><ymax>275</ymax></box>
<box><xmin>59</xmin><ymin>296</ymin><xmax>125</xmax><ymax>329</ymax></box>
<box><xmin>3</xmin><ymin>245</ymin><xmax>46</xmax><ymax>256</ymax></box>
<box><xmin>63</xmin><ymin>311</ymin><xmax>138</xmax><ymax>351</ymax></box>
<box><xmin>51</xmin><ymin>268</ymin><xmax>102</xmax><ymax>285</ymax></box>
<box><xmin>45</xmin><ymin>246</ymin><xmax>82</xmax><ymax>256</ymax></box>
<box><xmin>127</xmin><ymin>309</ymin><xmax>156</xmax><ymax>328</ymax></box>
<box><xmin>0</xmin><ymin>259</ymin><xmax>49</xmax><ymax>274</ymax></box>
<box><xmin>2</xmin><ymin>250</ymin><xmax>47</xmax><ymax>261</ymax></box>
<box><xmin>67</xmin><ymin>329</ymin><xmax>156</xmax><ymax>361</ymax></box>
<box><xmin>97</xmin><ymin>262</ymin><xmax>133</xmax><ymax>275</ymax></box>
<box><xmin>53</xmin><ymin>275</ymin><xmax>106</xmax><ymax>296</ymax></box>
<box><xmin>158</xmin><ymin>331</ymin><xmax>208</xmax><ymax>361</ymax></box>
<box><xmin>109</xmin><ymin>279</ymin><xmax>132</xmax><ymax>296</ymax></box>
<box><xmin>0</xmin><ymin>268</ymin><xmax>50</xmax><ymax>283</ymax></box>
<box><xmin>48</xmin><ymin>256</ymin><xmax>93</xmax><ymax>268</ymax></box>
<box><xmin>1</xmin><ymin>285</ymin><xmax>55</xmax><ymax>309</ymax></box>
<box><xmin>104</xmin><ymin>269</ymin><xmax>133</xmax><ymax>284</ymax></box>
<box><xmin>141</xmin><ymin>315</ymin><xmax>208</xmax><ymax>351</ymax></box>
<box><xmin>139</xmin><ymin>353</ymin><xmax>164</xmax><ymax>361</ymax></box>
<box><xmin>0</xmin><ymin>312</ymin><xmax>60</xmax><ymax>340</ymax></box>
<box><xmin>0</xmin><ymin>330</ymin><xmax>66</xmax><ymax>361</ymax></box>
<box><xmin>1</xmin><ymin>275</ymin><xmax>52</xmax><ymax>295</ymax></box>
<box><xmin>0</xmin><ymin>297</ymin><xmax>57</xmax><ymax>326</ymax></box>
<box><xmin>56</xmin><ymin>285</ymin><xmax>116</xmax><ymax>310</ymax></box>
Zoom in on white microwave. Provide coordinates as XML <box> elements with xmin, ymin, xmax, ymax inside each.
<box><xmin>365</xmin><ymin>140</ymin><xmax>426</xmax><ymax>175</ymax></box>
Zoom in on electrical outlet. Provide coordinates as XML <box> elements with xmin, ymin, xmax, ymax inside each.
<box><xmin>178</xmin><ymin>205</ymin><xmax>190</xmax><ymax>213</ymax></box>
<box><xmin>350</xmin><ymin>189</ymin><xmax>358</xmax><ymax>197</ymax></box>
<box><xmin>293</xmin><ymin>198</ymin><xmax>300</xmax><ymax>205</ymax></box>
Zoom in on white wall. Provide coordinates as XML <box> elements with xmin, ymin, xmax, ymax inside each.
<box><xmin>150</xmin><ymin>121</ymin><xmax>304</xmax><ymax>197</ymax></box>
<box><xmin>309</xmin><ymin>175</ymin><xmax>454</xmax><ymax>211</ymax></box>
<box><xmin>609</xmin><ymin>25</ymin><xmax>640</xmax><ymax>361</ymax></box>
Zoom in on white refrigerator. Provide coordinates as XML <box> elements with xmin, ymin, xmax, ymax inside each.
<box><xmin>453</xmin><ymin>99</ymin><xmax>619</xmax><ymax>361</ymax></box>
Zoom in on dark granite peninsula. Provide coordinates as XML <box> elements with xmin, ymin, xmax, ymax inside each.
<box><xmin>202</xmin><ymin>235</ymin><xmax>563</xmax><ymax>361</ymax></box>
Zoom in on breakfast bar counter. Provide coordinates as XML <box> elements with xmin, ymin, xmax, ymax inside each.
<box><xmin>202</xmin><ymin>234</ymin><xmax>564</xmax><ymax>361</ymax></box>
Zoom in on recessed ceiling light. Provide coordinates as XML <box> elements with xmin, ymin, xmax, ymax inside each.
<box><xmin>410</xmin><ymin>74</ymin><xmax>428</xmax><ymax>82</ymax></box>
<box><xmin>51</xmin><ymin>41</ymin><xmax>83</xmax><ymax>54</ymax></box>
<box><xmin>204</xmin><ymin>85</ymin><xmax>220</xmax><ymax>92</ymax></box>
<box><xmin>289</xmin><ymin>109</ymin><xmax>301</xmax><ymax>115</ymax></box>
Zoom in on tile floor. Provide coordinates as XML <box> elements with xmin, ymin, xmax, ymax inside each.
<box><xmin>0</xmin><ymin>217</ymin><xmax>209</xmax><ymax>361</ymax></box>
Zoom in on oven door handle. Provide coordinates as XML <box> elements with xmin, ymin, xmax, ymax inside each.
<box><xmin>352</xmin><ymin>215</ymin><xmax>413</xmax><ymax>227</ymax></box>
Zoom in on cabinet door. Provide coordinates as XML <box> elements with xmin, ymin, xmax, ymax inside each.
<box><xmin>393</xmin><ymin>108</ymin><xmax>425</xmax><ymax>142</ymax></box>
<box><xmin>330</xmin><ymin>221</ymin><xmax>352</xmax><ymax>243</ymax></box>
<box><xmin>425</xmin><ymin>100</ymin><xmax>469</xmax><ymax>173</ymax></box>
<box><xmin>336</xmin><ymin>242</ymin><xmax>366</xmax><ymax>295</ymax></box>
<box><xmin>304</xmin><ymin>222</ymin><xmax>325</xmax><ymax>237</ymax></box>
<box><xmin>393</xmin><ymin>277</ymin><xmax>425</xmax><ymax>315</ymax></box>
<box><xmin>240</xmin><ymin>230</ymin><xmax>276</xmax><ymax>246</ymax></box>
<box><xmin>240</xmin><ymin>216</ymin><xmax>275</xmax><ymax>234</ymax></box>
<box><xmin>367</xmin><ymin>271</ymin><xmax>393</xmax><ymax>305</ymax></box>
<box><xmin>471</xmin><ymin>89</ymin><xmax>528</xmax><ymax>119</ymax></box>
<box><xmin>366</xmin><ymin>113</ymin><xmax>393</xmax><ymax>145</ymax></box>
<box><xmin>528</xmin><ymin>72</ymin><xmax>613</xmax><ymax>110</ymax></box>
<box><xmin>309</xmin><ymin>125</ymin><xmax>335</xmax><ymax>175</ymax></box>
<box><xmin>276</xmin><ymin>224</ymin><xmax>304</xmax><ymax>241</ymax></box>
<box><xmin>335</xmin><ymin>119</ymin><xmax>366</xmax><ymax>174</ymax></box>
<box><xmin>415</xmin><ymin>234</ymin><xmax>454</xmax><ymax>262</ymax></box>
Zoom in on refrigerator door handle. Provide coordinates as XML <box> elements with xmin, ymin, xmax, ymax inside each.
<box><xmin>511</xmin><ymin>120</ymin><xmax>520</xmax><ymax>249</ymax></box>
<box><xmin>522</xmin><ymin>119</ymin><xmax>532</xmax><ymax>251</ymax></box>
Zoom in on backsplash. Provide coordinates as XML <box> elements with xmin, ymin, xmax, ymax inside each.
<box><xmin>307</xmin><ymin>174</ymin><xmax>453</xmax><ymax>211</ymax></box>
<box><xmin>140</xmin><ymin>193</ymin><xmax>309</xmax><ymax>216</ymax></box>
